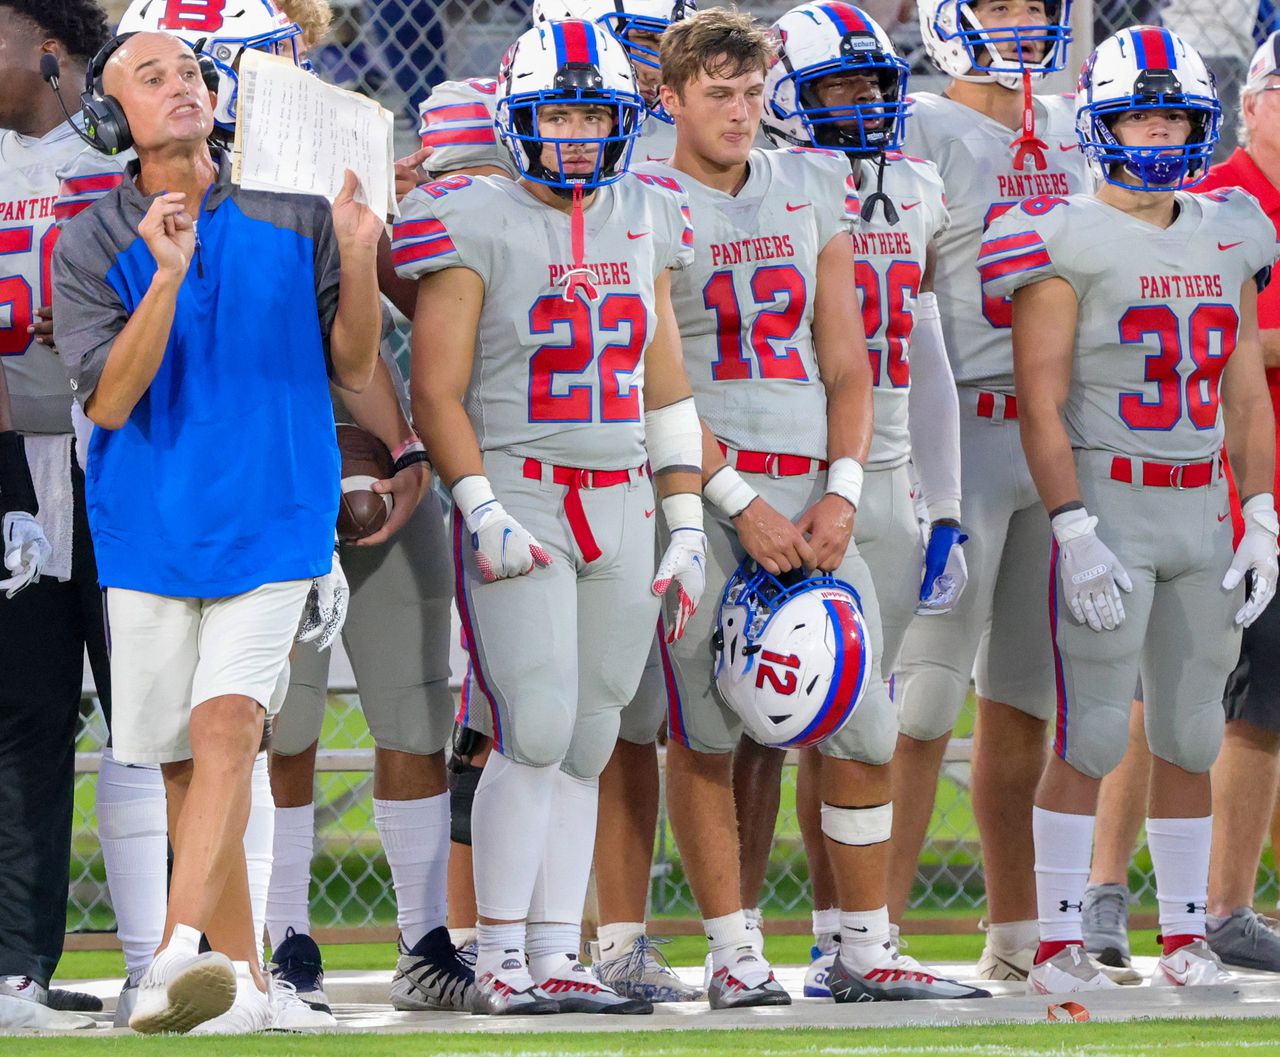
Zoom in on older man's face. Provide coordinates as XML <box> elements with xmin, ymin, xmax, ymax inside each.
<box><xmin>1246</xmin><ymin>74</ymin><xmax>1280</xmax><ymax>156</ymax></box>
<box><xmin>102</xmin><ymin>32</ymin><xmax>215</xmax><ymax>152</ymax></box>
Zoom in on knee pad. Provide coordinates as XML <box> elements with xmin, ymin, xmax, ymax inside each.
<box><xmin>1064</xmin><ymin>721</ymin><xmax>1130</xmax><ymax>780</ymax></box>
<box><xmin>560</xmin><ymin>713</ymin><xmax>622</xmax><ymax>781</ymax></box>
<box><xmin>1147</xmin><ymin>700</ymin><xmax>1225</xmax><ymax>775</ymax></box>
<box><xmin>820</xmin><ymin>801</ymin><xmax>893</xmax><ymax>846</ymax></box>
<box><xmin>449</xmin><ymin>761</ymin><xmax>482</xmax><ymax>846</ymax></box>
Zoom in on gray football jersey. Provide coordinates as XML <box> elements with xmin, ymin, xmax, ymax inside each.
<box><xmin>853</xmin><ymin>152</ymin><xmax>949</xmax><ymax>469</ymax></box>
<box><xmin>983</xmin><ymin>188</ymin><xmax>1278</xmax><ymax>461</ymax></box>
<box><xmin>639</xmin><ymin>148</ymin><xmax>859</xmax><ymax>460</ymax></box>
<box><xmin>635</xmin><ymin>115</ymin><xmax>677</xmax><ymax>165</ymax></box>
<box><xmin>418</xmin><ymin>78</ymin><xmax>517</xmax><ymax>179</ymax></box>
<box><xmin>903</xmin><ymin>92</ymin><xmax>1090</xmax><ymax>392</ymax></box>
<box><xmin>393</xmin><ymin>172</ymin><xmax>693</xmax><ymax>468</ymax></box>
<box><xmin>0</xmin><ymin>125</ymin><xmax>123</xmax><ymax>433</ymax></box>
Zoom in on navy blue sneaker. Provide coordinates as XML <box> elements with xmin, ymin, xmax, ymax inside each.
<box><xmin>390</xmin><ymin>926</ymin><xmax>476</xmax><ymax>1011</ymax></box>
<box><xmin>267</xmin><ymin>928</ymin><xmax>336</xmax><ymax>1027</ymax></box>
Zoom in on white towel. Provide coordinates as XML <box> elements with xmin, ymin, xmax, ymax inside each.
<box><xmin>71</xmin><ymin>402</ymin><xmax>95</xmax><ymax>473</ymax></box>
<box><xmin>23</xmin><ymin>433</ymin><xmax>74</xmax><ymax>582</ymax></box>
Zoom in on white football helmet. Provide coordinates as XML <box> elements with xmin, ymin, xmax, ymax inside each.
<box><xmin>1076</xmin><ymin>26</ymin><xmax>1220</xmax><ymax>190</ymax></box>
<box><xmin>763</xmin><ymin>3</ymin><xmax>911</xmax><ymax>157</ymax></box>
<box><xmin>918</xmin><ymin>0</ymin><xmax>1071</xmax><ymax>90</ymax></box>
<box><xmin>118</xmin><ymin>0</ymin><xmax>302</xmax><ymax>129</ymax></box>
<box><xmin>713</xmin><ymin>562</ymin><xmax>872</xmax><ymax>750</ymax></box>
<box><xmin>497</xmin><ymin>20</ymin><xmax>645</xmax><ymax>189</ymax></box>
<box><xmin>530</xmin><ymin>0</ymin><xmax>695</xmax><ymax>70</ymax></box>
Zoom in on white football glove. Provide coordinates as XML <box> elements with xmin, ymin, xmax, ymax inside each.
<box><xmin>651</xmin><ymin>493</ymin><xmax>706</xmax><ymax>643</ymax></box>
<box><xmin>453</xmin><ymin>475</ymin><xmax>552</xmax><ymax>583</ymax></box>
<box><xmin>1052</xmin><ymin>507</ymin><xmax>1132</xmax><ymax>632</ymax></box>
<box><xmin>1223</xmin><ymin>494</ymin><xmax>1279</xmax><ymax>628</ymax></box>
<box><xmin>916</xmin><ymin>521</ymin><xmax>969</xmax><ymax>616</ymax></box>
<box><xmin>297</xmin><ymin>545</ymin><xmax>348</xmax><ymax>651</ymax></box>
<box><xmin>0</xmin><ymin>511</ymin><xmax>51</xmax><ymax>598</ymax></box>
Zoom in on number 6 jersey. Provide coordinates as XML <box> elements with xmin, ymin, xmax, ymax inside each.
<box><xmin>981</xmin><ymin>188</ymin><xmax>1279</xmax><ymax>461</ymax></box>
<box><xmin>392</xmin><ymin>172</ymin><xmax>693</xmax><ymax>469</ymax></box>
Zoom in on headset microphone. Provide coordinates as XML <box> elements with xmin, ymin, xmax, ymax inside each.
<box><xmin>40</xmin><ymin>53</ymin><xmax>102</xmax><ymax>151</ymax></box>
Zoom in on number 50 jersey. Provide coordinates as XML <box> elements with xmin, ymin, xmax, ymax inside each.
<box><xmin>638</xmin><ymin>148</ymin><xmax>859</xmax><ymax>462</ymax></box>
<box><xmin>981</xmin><ymin>188</ymin><xmax>1279</xmax><ymax>461</ymax></box>
<box><xmin>393</xmin><ymin>173</ymin><xmax>693</xmax><ymax>469</ymax></box>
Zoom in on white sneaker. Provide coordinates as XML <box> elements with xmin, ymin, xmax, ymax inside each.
<box><xmin>976</xmin><ymin>942</ymin><xmax>1035</xmax><ymax>981</ymax></box>
<box><xmin>1153</xmin><ymin>939</ymin><xmax>1233</xmax><ymax>987</ymax></box>
<box><xmin>129</xmin><ymin>947</ymin><xmax>237</xmax><ymax>1034</ymax></box>
<box><xmin>272</xmin><ymin>978</ymin><xmax>337</xmax><ymax>1030</ymax></box>
<box><xmin>188</xmin><ymin>966</ymin><xmax>274</xmax><ymax>1035</ymax></box>
<box><xmin>1027</xmin><ymin>945</ymin><xmax>1121</xmax><ymax>995</ymax></box>
<box><xmin>0</xmin><ymin>991</ymin><xmax>93</xmax><ymax>1031</ymax></box>
<box><xmin>803</xmin><ymin>943</ymin><xmax>837</xmax><ymax>998</ymax></box>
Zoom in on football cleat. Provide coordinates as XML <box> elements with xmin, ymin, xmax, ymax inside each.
<box><xmin>271</xmin><ymin>978</ymin><xmax>336</xmax><ymax>1030</ymax></box>
<box><xmin>2</xmin><ymin>975</ymin><xmax>102</xmax><ymax>1013</ymax></box>
<box><xmin>536</xmin><ymin>954</ymin><xmax>652</xmax><ymax>1013</ymax></box>
<box><xmin>827</xmin><ymin>948</ymin><xmax>991</xmax><ymax>1002</ymax></box>
<box><xmin>0</xmin><ymin>991</ymin><xmax>93</xmax><ymax>1031</ymax></box>
<box><xmin>1027</xmin><ymin>944</ymin><xmax>1120</xmax><ymax>995</ymax></box>
<box><xmin>390</xmin><ymin>927</ymin><xmax>476</xmax><ymax>1012</ymax></box>
<box><xmin>268</xmin><ymin>928</ymin><xmax>334</xmax><ymax>1019</ymax></box>
<box><xmin>1083</xmin><ymin>883</ymin><xmax>1133</xmax><ymax>967</ymax></box>
<box><xmin>590</xmin><ymin>935</ymin><xmax>704</xmax><ymax>1002</ymax></box>
<box><xmin>456</xmin><ymin>940</ymin><xmax>478</xmax><ymax>971</ymax></box>
<box><xmin>1153</xmin><ymin>939</ymin><xmax>1234</xmax><ymax>987</ymax></box>
<box><xmin>1207</xmin><ymin>907</ymin><xmax>1280</xmax><ymax>972</ymax></box>
<box><xmin>188</xmin><ymin>968</ymin><xmax>274</xmax><ymax>1035</ymax></box>
<box><xmin>469</xmin><ymin>954</ymin><xmax>560</xmax><ymax>1016</ymax></box>
<box><xmin>707</xmin><ymin>946</ymin><xmax>791</xmax><ymax>1009</ymax></box>
<box><xmin>976</xmin><ymin>942</ymin><xmax>1035</xmax><ymax>981</ymax></box>
<box><xmin>113</xmin><ymin>969</ymin><xmax>144</xmax><ymax>1028</ymax></box>
<box><xmin>129</xmin><ymin>948</ymin><xmax>237</xmax><ymax>1035</ymax></box>
<box><xmin>803</xmin><ymin>942</ymin><xmax>838</xmax><ymax>998</ymax></box>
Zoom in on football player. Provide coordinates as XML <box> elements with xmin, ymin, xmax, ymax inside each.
<box><xmin>886</xmin><ymin>0</ymin><xmax>1091</xmax><ymax>979</ymax></box>
<box><xmin>984</xmin><ymin>25</ymin><xmax>1277</xmax><ymax>991</ymax></box>
<box><xmin>633</xmin><ymin>7</ymin><xmax>986</xmax><ymax>1005</ymax></box>
<box><xmin>395</xmin><ymin>19</ymin><xmax>706</xmax><ymax>1014</ymax></box>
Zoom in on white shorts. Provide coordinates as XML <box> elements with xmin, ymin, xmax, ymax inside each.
<box><xmin>106</xmin><ymin>580</ymin><xmax>311</xmax><ymax>764</ymax></box>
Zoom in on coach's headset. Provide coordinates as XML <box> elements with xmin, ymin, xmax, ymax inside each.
<box><xmin>40</xmin><ymin>33</ymin><xmax>219</xmax><ymax>156</ymax></box>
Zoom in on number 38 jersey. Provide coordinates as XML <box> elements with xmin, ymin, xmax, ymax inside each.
<box><xmin>0</xmin><ymin>125</ymin><xmax>123</xmax><ymax>434</ymax></box>
<box><xmin>853</xmin><ymin>152</ymin><xmax>949</xmax><ymax>470</ymax></box>
<box><xmin>638</xmin><ymin>148</ymin><xmax>859</xmax><ymax>461</ymax></box>
<box><xmin>981</xmin><ymin>188</ymin><xmax>1279</xmax><ymax>461</ymax></box>
<box><xmin>392</xmin><ymin>172</ymin><xmax>693</xmax><ymax>469</ymax></box>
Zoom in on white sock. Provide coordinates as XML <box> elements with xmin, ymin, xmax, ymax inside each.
<box><xmin>1147</xmin><ymin>815</ymin><xmax>1212</xmax><ymax>942</ymax></box>
<box><xmin>744</xmin><ymin>906</ymin><xmax>764</xmax><ymax>931</ymax></box>
<box><xmin>527</xmin><ymin>922</ymin><xmax>581</xmax><ymax>981</ymax></box>
<box><xmin>373</xmin><ymin>791</ymin><xmax>450</xmax><ymax>949</ymax></box>
<box><xmin>986</xmin><ymin>919</ymin><xmax>1038</xmax><ymax>956</ymax></box>
<box><xmin>475</xmin><ymin>921</ymin><xmax>531</xmax><ymax>986</ymax></box>
<box><xmin>838</xmin><ymin>907</ymin><xmax>891</xmax><ymax>971</ymax></box>
<box><xmin>473</xmin><ymin>753</ymin><xmax>557</xmax><ymax>921</ymax></box>
<box><xmin>1033</xmin><ymin>806</ymin><xmax>1095</xmax><ymax>944</ymax></box>
<box><xmin>529</xmin><ymin>771</ymin><xmax>598</xmax><ymax>925</ymax></box>
<box><xmin>244</xmin><ymin>752</ymin><xmax>274</xmax><ymax>965</ymax></box>
<box><xmin>597</xmin><ymin>921</ymin><xmax>646</xmax><ymax>961</ymax></box>
<box><xmin>812</xmin><ymin>907</ymin><xmax>839</xmax><ymax>953</ymax></box>
<box><xmin>96</xmin><ymin>749</ymin><xmax>167</xmax><ymax>978</ymax></box>
<box><xmin>166</xmin><ymin>922</ymin><xmax>202</xmax><ymax>959</ymax></box>
<box><xmin>705</xmin><ymin>910</ymin><xmax>770</xmax><ymax>986</ymax></box>
<box><xmin>266</xmin><ymin>803</ymin><xmax>314</xmax><ymax>951</ymax></box>
<box><xmin>449</xmin><ymin>927</ymin><xmax>476</xmax><ymax>950</ymax></box>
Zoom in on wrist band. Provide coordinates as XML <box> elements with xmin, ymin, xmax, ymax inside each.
<box><xmin>392</xmin><ymin>449</ymin><xmax>431</xmax><ymax>476</ymax></box>
<box><xmin>392</xmin><ymin>437</ymin><xmax>425</xmax><ymax>463</ymax></box>
<box><xmin>825</xmin><ymin>457</ymin><xmax>864</xmax><ymax>510</ymax></box>
<box><xmin>704</xmin><ymin>465</ymin><xmax>758</xmax><ymax>518</ymax></box>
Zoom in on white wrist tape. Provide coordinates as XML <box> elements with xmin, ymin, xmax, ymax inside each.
<box><xmin>927</xmin><ymin>499</ymin><xmax>962</xmax><ymax>523</ymax></box>
<box><xmin>644</xmin><ymin>397</ymin><xmax>702</xmax><ymax>474</ymax></box>
<box><xmin>825</xmin><ymin>457</ymin><xmax>864</xmax><ymax>510</ymax></box>
<box><xmin>820</xmin><ymin>801</ymin><xmax>893</xmax><ymax>846</ymax></box>
<box><xmin>1051</xmin><ymin>506</ymin><xmax>1097</xmax><ymax>544</ymax></box>
<box><xmin>451</xmin><ymin>474</ymin><xmax>498</xmax><ymax>530</ymax></box>
<box><xmin>661</xmin><ymin>491</ymin><xmax>704</xmax><ymax>533</ymax></box>
<box><xmin>704</xmin><ymin>466</ymin><xmax>758</xmax><ymax>518</ymax></box>
<box><xmin>1242</xmin><ymin>493</ymin><xmax>1279</xmax><ymax>536</ymax></box>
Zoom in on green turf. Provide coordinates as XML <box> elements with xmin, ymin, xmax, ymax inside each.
<box><xmin>7</xmin><ymin>1020</ymin><xmax>1280</xmax><ymax>1056</ymax></box>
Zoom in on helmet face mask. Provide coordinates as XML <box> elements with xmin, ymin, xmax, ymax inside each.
<box><xmin>764</xmin><ymin>3</ymin><xmax>911</xmax><ymax>156</ymax></box>
<box><xmin>1077</xmin><ymin>28</ymin><xmax>1221</xmax><ymax>191</ymax></box>
<box><xmin>918</xmin><ymin>0</ymin><xmax>1072</xmax><ymax>89</ymax></box>
<box><xmin>498</xmin><ymin>22</ymin><xmax>645</xmax><ymax>191</ymax></box>
<box><xmin>713</xmin><ymin>561</ymin><xmax>873</xmax><ymax>750</ymax></box>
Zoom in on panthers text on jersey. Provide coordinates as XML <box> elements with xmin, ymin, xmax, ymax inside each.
<box><xmin>638</xmin><ymin>147</ymin><xmax>859</xmax><ymax>460</ymax></box>
<box><xmin>0</xmin><ymin>124</ymin><xmax>123</xmax><ymax>433</ymax></box>
<box><xmin>903</xmin><ymin>92</ymin><xmax>1090</xmax><ymax>392</ymax></box>
<box><xmin>418</xmin><ymin>78</ymin><xmax>517</xmax><ymax>178</ymax></box>
<box><xmin>981</xmin><ymin>188</ymin><xmax>1279</xmax><ymax>461</ymax></box>
<box><xmin>853</xmin><ymin>151</ymin><xmax>949</xmax><ymax>469</ymax></box>
<box><xmin>391</xmin><ymin>171</ymin><xmax>693</xmax><ymax>468</ymax></box>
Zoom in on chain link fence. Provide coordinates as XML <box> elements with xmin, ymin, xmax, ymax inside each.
<box><xmin>68</xmin><ymin>0</ymin><xmax>1278</xmax><ymax>935</ymax></box>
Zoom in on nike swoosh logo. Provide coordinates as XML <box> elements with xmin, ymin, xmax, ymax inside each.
<box><xmin>1219</xmin><ymin>241</ymin><xmax>1243</xmax><ymax>251</ymax></box>
<box><xmin>847</xmin><ymin>926</ymin><xmax>870</xmax><ymax>933</ymax></box>
<box><xmin>1058</xmin><ymin>143</ymin><xmax>1078</xmax><ymax>151</ymax></box>
<box><xmin>628</xmin><ymin>231</ymin><xmax>649</xmax><ymax>240</ymax></box>
<box><xmin>644</xmin><ymin>508</ymin><xmax>654</xmax><ymax>518</ymax></box>
<box><xmin>900</xmin><ymin>200</ymin><xmax>921</xmax><ymax>210</ymax></box>
<box><xmin>1219</xmin><ymin>512</ymin><xmax>1230</xmax><ymax>522</ymax></box>
<box><xmin>785</xmin><ymin>202</ymin><xmax>810</xmax><ymax>212</ymax></box>
<box><xmin>501</xmin><ymin>527</ymin><xmax>512</xmax><ymax>565</ymax></box>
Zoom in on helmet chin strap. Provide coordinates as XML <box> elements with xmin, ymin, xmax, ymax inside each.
<box><xmin>1010</xmin><ymin>71</ymin><xmax>1048</xmax><ymax>171</ymax></box>
<box><xmin>860</xmin><ymin>153</ymin><xmax>899</xmax><ymax>225</ymax></box>
<box><xmin>561</xmin><ymin>182</ymin><xmax>599</xmax><ymax>303</ymax></box>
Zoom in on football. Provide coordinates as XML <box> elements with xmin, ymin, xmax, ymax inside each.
<box><xmin>336</xmin><ymin>424</ymin><xmax>394</xmax><ymax>541</ymax></box>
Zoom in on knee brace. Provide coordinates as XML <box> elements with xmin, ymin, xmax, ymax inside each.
<box><xmin>820</xmin><ymin>801</ymin><xmax>893</xmax><ymax>846</ymax></box>
<box><xmin>448</xmin><ymin>761</ymin><xmax>482</xmax><ymax>846</ymax></box>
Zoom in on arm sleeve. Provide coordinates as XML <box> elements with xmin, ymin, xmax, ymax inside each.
<box><xmin>51</xmin><ymin>230</ymin><xmax>129</xmax><ymax>407</ymax></box>
<box><xmin>907</xmin><ymin>291</ymin><xmax>961</xmax><ymax>523</ymax></box>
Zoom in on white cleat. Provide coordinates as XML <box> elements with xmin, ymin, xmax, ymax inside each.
<box><xmin>187</xmin><ymin>967</ymin><xmax>274</xmax><ymax>1035</ymax></box>
<box><xmin>1153</xmin><ymin>939</ymin><xmax>1234</xmax><ymax>987</ymax></box>
<box><xmin>976</xmin><ymin>943</ymin><xmax>1035</xmax><ymax>981</ymax></box>
<box><xmin>0</xmin><ymin>992</ymin><xmax>94</xmax><ymax>1031</ymax></box>
<box><xmin>129</xmin><ymin>948</ymin><xmax>237</xmax><ymax>1035</ymax></box>
<box><xmin>1027</xmin><ymin>945</ymin><xmax>1121</xmax><ymax>995</ymax></box>
<box><xmin>271</xmin><ymin>978</ymin><xmax>337</xmax><ymax>1030</ymax></box>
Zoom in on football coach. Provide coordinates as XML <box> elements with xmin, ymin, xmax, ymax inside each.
<box><xmin>52</xmin><ymin>31</ymin><xmax>382</xmax><ymax>1033</ymax></box>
